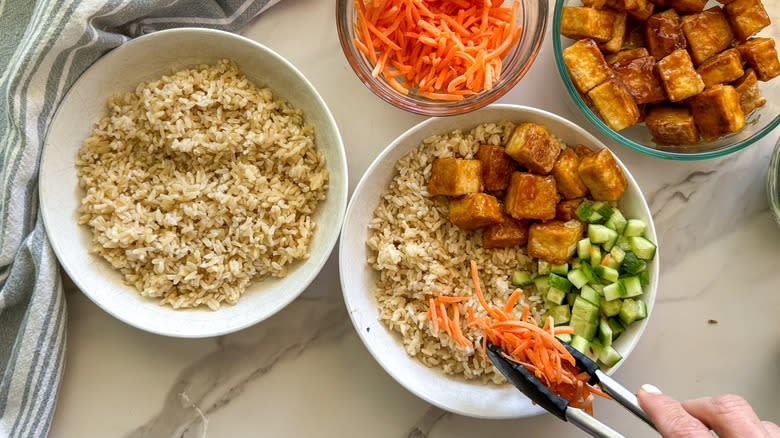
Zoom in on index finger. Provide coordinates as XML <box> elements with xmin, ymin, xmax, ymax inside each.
<box><xmin>682</xmin><ymin>395</ymin><xmax>769</xmax><ymax>438</ymax></box>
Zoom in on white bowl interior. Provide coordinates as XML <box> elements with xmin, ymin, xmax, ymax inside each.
<box><xmin>39</xmin><ymin>28</ymin><xmax>348</xmax><ymax>337</ymax></box>
<box><xmin>339</xmin><ymin>104</ymin><xmax>658</xmax><ymax>419</ymax></box>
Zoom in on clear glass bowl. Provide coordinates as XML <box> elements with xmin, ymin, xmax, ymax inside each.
<box><xmin>336</xmin><ymin>0</ymin><xmax>548</xmax><ymax>116</ymax></box>
<box><xmin>552</xmin><ymin>0</ymin><xmax>780</xmax><ymax>160</ymax></box>
<box><xmin>768</xmin><ymin>136</ymin><xmax>780</xmax><ymax>227</ymax></box>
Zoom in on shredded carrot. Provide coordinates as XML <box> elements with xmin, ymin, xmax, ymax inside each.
<box><xmin>425</xmin><ymin>294</ymin><xmax>474</xmax><ymax>348</ymax></box>
<box><xmin>601</xmin><ymin>254</ymin><xmax>611</xmax><ymax>267</ymax></box>
<box><xmin>468</xmin><ymin>260</ymin><xmax>609</xmax><ymax>415</ymax></box>
<box><xmin>353</xmin><ymin>0</ymin><xmax>523</xmax><ymax>100</ymax></box>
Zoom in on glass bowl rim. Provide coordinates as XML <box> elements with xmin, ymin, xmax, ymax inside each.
<box><xmin>551</xmin><ymin>0</ymin><xmax>780</xmax><ymax>161</ymax></box>
<box><xmin>336</xmin><ymin>0</ymin><xmax>549</xmax><ymax>116</ymax></box>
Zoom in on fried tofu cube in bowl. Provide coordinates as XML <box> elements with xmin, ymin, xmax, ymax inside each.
<box><xmin>448</xmin><ymin>193</ymin><xmax>504</xmax><ymax>230</ymax></box>
<box><xmin>527</xmin><ymin>220</ymin><xmax>585</xmax><ymax>265</ymax></box>
<box><xmin>725</xmin><ymin>0</ymin><xmax>771</xmax><ymax>42</ymax></box>
<box><xmin>482</xmin><ymin>216</ymin><xmax>530</xmax><ymax>249</ymax></box>
<box><xmin>697</xmin><ymin>49</ymin><xmax>745</xmax><ymax>88</ymax></box>
<box><xmin>738</xmin><ymin>37</ymin><xmax>780</xmax><ymax>82</ymax></box>
<box><xmin>562</xmin><ymin>39</ymin><xmax>614</xmax><ymax>95</ymax></box>
<box><xmin>561</xmin><ymin>6</ymin><xmax>616</xmax><ymax>42</ymax></box>
<box><xmin>690</xmin><ymin>84</ymin><xmax>746</xmax><ymax>141</ymax></box>
<box><xmin>644</xmin><ymin>9</ymin><xmax>687</xmax><ymax>60</ymax></box>
<box><xmin>504</xmin><ymin>172</ymin><xmax>560</xmax><ymax>221</ymax></box>
<box><xmin>681</xmin><ymin>7</ymin><xmax>735</xmax><ymax>66</ymax></box>
<box><xmin>611</xmin><ymin>56</ymin><xmax>667</xmax><ymax>104</ymax></box>
<box><xmin>505</xmin><ymin>123</ymin><xmax>563</xmax><ymax>174</ymax></box>
<box><xmin>587</xmin><ymin>78</ymin><xmax>641</xmax><ymax>131</ymax></box>
<box><xmin>657</xmin><ymin>49</ymin><xmax>705</xmax><ymax>102</ymax></box>
<box><xmin>476</xmin><ymin>145</ymin><xmax>516</xmax><ymax>192</ymax></box>
<box><xmin>734</xmin><ymin>68</ymin><xmax>767</xmax><ymax>114</ymax></box>
<box><xmin>427</xmin><ymin>158</ymin><xmax>482</xmax><ymax>196</ymax></box>
<box><xmin>552</xmin><ymin>149</ymin><xmax>589</xmax><ymax>199</ymax></box>
<box><xmin>578</xmin><ymin>148</ymin><xmax>628</xmax><ymax>201</ymax></box>
<box><xmin>645</xmin><ymin>105</ymin><xmax>700</xmax><ymax>145</ymax></box>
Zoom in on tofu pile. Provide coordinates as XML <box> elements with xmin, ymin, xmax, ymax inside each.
<box><xmin>427</xmin><ymin>123</ymin><xmax>627</xmax><ymax>265</ymax></box>
<box><xmin>561</xmin><ymin>0</ymin><xmax>777</xmax><ymax>144</ymax></box>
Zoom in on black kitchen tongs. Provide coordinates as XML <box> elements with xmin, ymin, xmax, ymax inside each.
<box><xmin>486</xmin><ymin>341</ymin><xmax>656</xmax><ymax>438</ymax></box>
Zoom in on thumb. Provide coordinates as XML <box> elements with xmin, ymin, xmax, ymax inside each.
<box><xmin>636</xmin><ymin>385</ymin><xmax>711</xmax><ymax>438</ymax></box>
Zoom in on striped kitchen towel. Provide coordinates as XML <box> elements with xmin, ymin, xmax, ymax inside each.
<box><xmin>0</xmin><ymin>0</ymin><xmax>280</xmax><ymax>436</ymax></box>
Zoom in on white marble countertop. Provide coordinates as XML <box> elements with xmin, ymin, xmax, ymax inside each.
<box><xmin>49</xmin><ymin>0</ymin><xmax>780</xmax><ymax>436</ymax></box>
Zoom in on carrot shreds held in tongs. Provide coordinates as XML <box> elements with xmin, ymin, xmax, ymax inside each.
<box><xmin>468</xmin><ymin>260</ymin><xmax>608</xmax><ymax>414</ymax></box>
<box><xmin>353</xmin><ymin>0</ymin><xmax>523</xmax><ymax>100</ymax></box>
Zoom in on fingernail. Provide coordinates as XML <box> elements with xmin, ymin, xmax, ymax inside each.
<box><xmin>641</xmin><ymin>384</ymin><xmax>662</xmax><ymax>394</ymax></box>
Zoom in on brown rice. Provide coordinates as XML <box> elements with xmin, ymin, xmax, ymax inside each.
<box><xmin>76</xmin><ymin>59</ymin><xmax>328</xmax><ymax>310</ymax></box>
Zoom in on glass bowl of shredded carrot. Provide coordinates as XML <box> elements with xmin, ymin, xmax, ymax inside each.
<box><xmin>336</xmin><ymin>0</ymin><xmax>548</xmax><ymax>116</ymax></box>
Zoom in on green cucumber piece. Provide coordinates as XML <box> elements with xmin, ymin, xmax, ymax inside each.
<box><xmin>570</xmin><ymin>335</ymin><xmax>589</xmax><ymax>353</ymax></box>
<box><xmin>580</xmin><ymin>285</ymin><xmax>601</xmax><ymax>306</ymax></box>
<box><xmin>567</xmin><ymin>292</ymin><xmax>578</xmax><ymax>306</ymax></box>
<box><xmin>580</xmin><ymin>262</ymin><xmax>599</xmax><ymax>283</ymax></box>
<box><xmin>636</xmin><ymin>299</ymin><xmax>648</xmax><ymax>320</ymax></box>
<box><xmin>616</xmin><ymin>235</ymin><xmax>632</xmax><ymax>251</ymax></box>
<box><xmin>596</xmin><ymin>203</ymin><xmax>615</xmax><ymax>219</ymax></box>
<box><xmin>605</xmin><ymin>209</ymin><xmax>627</xmax><ymax>234</ymax></box>
<box><xmin>603</xmin><ymin>281</ymin><xmax>627</xmax><ymax>301</ymax></box>
<box><xmin>551</xmin><ymin>263</ymin><xmax>569</xmax><ymax>275</ymax></box>
<box><xmin>588</xmin><ymin>224</ymin><xmax>612</xmax><ymax>244</ymax></box>
<box><xmin>571</xmin><ymin>297</ymin><xmax>600</xmax><ymax>341</ymax></box>
<box><xmin>578</xmin><ymin>238</ymin><xmax>591</xmax><ymax>260</ymax></box>
<box><xmin>589</xmin><ymin>245</ymin><xmax>602</xmax><ymax>267</ymax></box>
<box><xmin>594</xmin><ymin>265</ymin><xmax>619</xmax><ymax>283</ymax></box>
<box><xmin>511</xmin><ymin>270</ymin><xmax>534</xmax><ymax>286</ymax></box>
<box><xmin>602</xmin><ymin>229</ymin><xmax>619</xmax><ymax>251</ymax></box>
<box><xmin>571</xmin><ymin>258</ymin><xmax>582</xmax><ymax>269</ymax></box>
<box><xmin>621</xmin><ymin>251</ymin><xmax>647</xmax><ymax>274</ymax></box>
<box><xmin>600</xmin><ymin>298</ymin><xmax>623</xmax><ymax>317</ymax></box>
<box><xmin>629</xmin><ymin>236</ymin><xmax>657</xmax><ymax>260</ymax></box>
<box><xmin>547</xmin><ymin>287</ymin><xmax>567</xmax><ymax>305</ymax></box>
<box><xmin>548</xmin><ymin>274</ymin><xmax>572</xmax><ymax>293</ymax></box>
<box><xmin>585</xmin><ymin>340</ymin><xmax>604</xmax><ymax>362</ymax></box>
<box><xmin>619</xmin><ymin>298</ymin><xmax>644</xmax><ymax>326</ymax></box>
<box><xmin>598</xmin><ymin>317</ymin><xmax>613</xmax><ymax>348</ymax></box>
<box><xmin>623</xmin><ymin>219</ymin><xmax>646</xmax><ymax>237</ymax></box>
<box><xmin>556</xmin><ymin>333</ymin><xmax>572</xmax><ymax>343</ymax></box>
<box><xmin>639</xmin><ymin>270</ymin><xmax>650</xmax><ymax>287</ymax></box>
<box><xmin>607</xmin><ymin>317</ymin><xmax>625</xmax><ymax>340</ymax></box>
<box><xmin>610</xmin><ymin>246</ymin><xmax>626</xmax><ymax>264</ymax></box>
<box><xmin>534</xmin><ymin>275</ymin><xmax>550</xmax><ymax>294</ymax></box>
<box><xmin>620</xmin><ymin>276</ymin><xmax>642</xmax><ymax>297</ymax></box>
<box><xmin>598</xmin><ymin>345</ymin><xmax>623</xmax><ymax>367</ymax></box>
<box><xmin>567</xmin><ymin>269</ymin><xmax>589</xmax><ymax>289</ymax></box>
<box><xmin>538</xmin><ymin>260</ymin><xmax>551</xmax><ymax>275</ymax></box>
<box><xmin>576</xmin><ymin>201</ymin><xmax>603</xmax><ymax>224</ymax></box>
<box><xmin>605</xmin><ymin>255</ymin><xmax>620</xmax><ymax>270</ymax></box>
<box><xmin>589</xmin><ymin>283</ymin><xmax>604</xmax><ymax>295</ymax></box>
<box><xmin>549</xmin><ymin>304</ymin><xmax>571</xmax><ymax>325</ymax></box>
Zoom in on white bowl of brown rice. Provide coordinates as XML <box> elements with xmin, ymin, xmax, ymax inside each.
<box><xmin>39</xmin><ymin>28</ymin><xmax>347</xmax><ymax>337</ymax></box>
<box><xmin>339</xmin><ymin>104</ymin><xmax>658</xmax><ymax>418</ymax></box>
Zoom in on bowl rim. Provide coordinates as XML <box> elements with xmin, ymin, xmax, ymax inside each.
<box><xmin>335</xmin><ymin>0</ymin><xmax>549</xmax><ymax>116</ymax></box>
<box><xmin>339</xmin><ymin>103</ymin><xmax>659</xmax><ymax>418</ymax></box>
<box><xmin>39</xmin><ymin>27</ymin><xmax>348</xmax><ymax>338</ymax></box>
<box><xmin>551</xmin><ymin>0</ymin><xmax>780</xmax><ymax>161</ymax></box>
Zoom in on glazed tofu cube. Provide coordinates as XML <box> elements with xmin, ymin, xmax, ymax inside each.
<box><xmin>689</xmin><ymin>85</ymin><xmax>746</xmax><ymax>141</ymax></box>
<box><xmin>737</xmin><ymin>38</ymin><xmax>780</xmax><ymax>81</ymax></box>
<box><xmin>578</xmin><ymin>148</ymin><xmax>628</xmax><ymax>201</ymax></box>
<box><xmin>561</xmin><ymin>7</ymin><xmax>616</xmax><ymax>43</ymax></box>
<box><xmin>552</xmin><ymin>149</ymin><xmax>589</xmax><ymax>200</ymax></box>
<box><xmin>587</xmin><ymin>78</ymin><xmax>641</xmax><ymax>131</ymax></box>
<box><xmin>563</xmin><ymin>39</ymin><xmax>614</xmax><ymax>94</ymax></box>
<box><xmin>574</xmin><ymin>144</ymin><xmax>595</xmax><ymax>158</ymax></box>
<box><xmin>606</xmin><ymin>47</ymin><xmax>651</xmax><ymax>65</ymax></box>
<box><xmin>628</xmin><ymin>1</ymin><xmax>654</xmax><ymax>21</ymax></box>
<box><xmin>622</xmin><ymin>18</ymin><xmax>646</xmax><ymax>50</ymax></box>
<box><xmin>527</xmin><ymin>220</ymin><xmax>585</xmax><ymax>265</ymax></box>
<box><xmin>605</xmin><ymin>0</ymin><xmax>647</xmax><ymax>11</ymax></box>
<box><xmin>725</xmin><ymin>0</ymin><xmax>771</xmax><ymax>42</ymax></box>
<box><xmin>427</xmin><ymin>158</ymin><xmax>482</xmax><ymax>196</ymax></box>
<box><xmin>667</xmin><ymin>0</ymin><xmax>707</xmax><ymax>13</ymax></box>
<box><xmin>612</xmin><ymin>56</ymin><xmax>667</xmax><ymax>104</ymax></box>
<box><xmin>600</xmin><ymin>10</ymin><xmax>628</xmax><ymax>53</ymax></box>
<box><xmin>482</xmin><ymin>216</ymin><xmax>530</xmax><ymax>249</ymax></box>
<box><xmin>505</xmin><ymin>123</ymin><xmax>562</xmax><ymax>175</ymax></box>
<box><xmin>504</xmin><ymin>172</ymin><xmax>559</xmax><ymax>221</ymax></box>
<box><xmin>556</xmin><ymin>198</ymin><xmax>585</xmax><ymax>221</ymax></box>
<box><xmin>644</xmin><ymin>9</ymin><xmax>687</xmax><ymax>60</ymax></box>
<box><xmin>681</xmin><ymin>7</ymin><xmax>735</xmax><ymax>65</ymax></box>
<box><xmin>448</xmin><ymin>193</ymin><xmax>504</xmax><ymax>230</ymax></box>
<box><xmin>657</xmin><ymin>49</ymin><xmax>705</xmax><ymax>102</ymax></box>
<box><xmin>582</xmin><ymin>0</ymin><xmax>607</xmax><ymax>8</ymax></box>
<box><xmin>697</xmin><ymin>49</ymin><xmax>745</xmax><ymax>88</ymax></box>
<box><xmin>645</xmin><ymin>105</ymin><xmax>700</xmax><ymax>145</ymax></box>
<box><xmin>733</xmin><ymin>69</ymin><xmax>767</xmax><ymax>115</ymax></box>
<box><xmin>476</xmin><ymin>145</ymin><xmax>516</xmax><ymax>192</ymax></box>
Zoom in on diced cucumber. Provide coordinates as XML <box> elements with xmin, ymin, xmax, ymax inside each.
<box><xmin>623</xmin><ymin>219</ymin><xmax>646</xmax><ymax>237</ymax></box>
<box><xmin>567</xmin><ymin>269</ymin><xmax>589</xmax><ymax>289</ymax></box>
<box><xmin>603</xmin><ymin>281</ymin><xmax>627</xmax><ymax>301</ymax></box>
<box><xmin>551</xmin><ymin>263</ymin><xmax>569</xmax><ymax>275</ymax></box>
<box><xmin>605</xmin><ymin>209</ymin><xmax>627</xmax><ymax>234</ymax></box>
<box><xmin>567</xmin><ymin>292</ymin><xmax>578</xmax><ymax>306</ymax></box>
<box><xmin>580</xmin><ymin>262</ymin><xmax>599</xmax><ymax>283</ymax></box>
<box><xmin>598</xmin><ymin>345</ymin><xmax>623</xmax><ymax>367</ymax></box>
<box><xmin>602</xmin><ymin>229</ymin><xmax>619</xmax><ymax>251</ymax></box>
<box><xmin>538</xmin><ymin>260</ymin><xmax>551</xmax><ymax>275</ymax></box>
<box><xmin>605</xmin><ymin>255</ymin><xmax>620</xmax><ymax>270</ymax></box>
<box><xmin>607</xmin><ymin>317</ymin><xmax>625</xmax><ymax>339</ymax></box>
<box><xmin>610</xmin><ymin>246</ymin><xmax>626</xmax><ymax>264</ymax></box>
<box><xmin>629</xmin><ymin>236</ymin><xmax>657</xmax><ymax>260</ymax></box>
<box><xmin>571</xmin><ymin>258</ymin><xmax>582</xmax><ymax>269</ymax></box>
<box><xmin>585</xmin><ymin>340</ymin><xmax>604</xmax><ymax>362</ymax></box>
<box><xmin>570</xmin><ymin>335</ymin><xmax>589</xmax><ymax>353</ymax></box>
<box><xmin>620</xmin><ymin>276</ymin><xmax>643</xmax><ymax>297</ymax></box>
<box><xmin>556</xmin><ymin>333</ymin><xmax>572</xmax><ymax>343</ymax></box>
<box><xmin>598</xmin><ymin>318</ymin><xmax>613</xmax><ymax>348</ymax></box>
<box><xmin>549</xmin><ymin>304</ymin><xmax>571</xmax><ymax>325</ymax></box>
<box><xmin>580</xmin><ymin>285</ymin><xmax>600</xmax><ymax>306</ymax></box>
<box><xmin>588</xmin><ymin>224</ymin><xmax>612</xmax><ymax>244</ymax></box>
<box><xmin>619</xmin><ymin>298</ymin><xmax>645</xmax><ymax>326</ymax></box>
<box><xmin>578</xmin><ymin>238</ymin><xmax>591</xmax><ymax>260</ymax></box>
<box><xmin>576</xmin><ymin>201</ymin><xmax>603</xmax><ymax>224</ymax></box>
<box><xmin>511</xmin><ymin>270</ymin><xmax>534</xmax><ymax>287</ymax></box>
<box><xmin>547</xmin><ymin>287</ymin><xmax>567</xmax><ymax>305</ymax></box>
<box><xmin>548</xmin><ymin>274</ymin><xmax>572</xmax><ymax>293</ymax></box>
<box><xmin>639</xmin><ymin>270</ymin><xmax>650</xmax><ymax>287</ymax></box>
<box><xmin>595</xmin><ymin>203</ymin><xmax>615</xmax><ymax>219</ymax></box>
<box><xmin>621</xmin><ymin>251</ymin><xmax>646</xmax><ymax>274</ymax></box>
<box><xmin>534</xmin><ymin>275</ymin><xmax>550</xmax><ymax>294</ymax></box>
<box><xmin>571</xmin><ymin>297</ymin><xmax>600</xmax><ymax>341</ymax></box>
<box><xmin>589</xmin><ymin>283</ymin><xmax>604</xmax><ymax>295</ymax></box>
<box><xmin>616</xmin><ymin>235</ymin><xmax>632</xmax><ymax>251</ymax></box>
<box><xmin>589</xmin><ymin>245</ymin><xmax>602</xmax><ymax>267</ymax></box>
<box><xmin>600</xmin><ymin>298</ymin><xmax>623</xmax><ymax>317</ymax></box>
<box><xmin>594</xmin><ymin>265</ymin><xmax>619</xmax><ymax>283</ymax></box>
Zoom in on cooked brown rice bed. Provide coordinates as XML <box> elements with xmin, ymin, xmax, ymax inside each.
<box><xmin>366</xmin><ymin>121</ymin><xmax>545</xmax><ymax>383</ymax></box>
<box><xmin>76</xmin><ymin>59</ymin><xmax>328</xmax><ymax>310</ymax></box>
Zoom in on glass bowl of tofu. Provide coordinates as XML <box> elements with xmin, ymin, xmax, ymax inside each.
<box><xmin>553</xmin><ymin>0</ymin><xmax>780</xmax><ymax>160</ymax></box>
<box><xmin>336</xmin><ymin>0</ymin><xmax>548</xmax><ymax>116</ymax></box>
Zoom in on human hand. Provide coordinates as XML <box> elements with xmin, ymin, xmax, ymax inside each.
<box><xmin>637</xmin><ymin>384</ymin><xmax>780</xmax><ymax>438</ymax></box>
